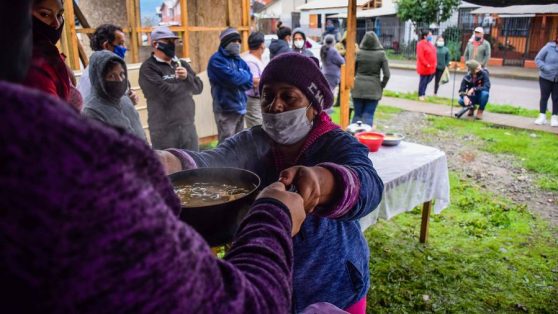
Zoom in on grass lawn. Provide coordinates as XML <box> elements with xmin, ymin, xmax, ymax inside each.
<box><xmin>366</xmin><ymin>172</ymin><xmax>558</xmax><ymax>313</ymax></box>
<box><xmin>383</xmin><ymin>90</ymin><xmax>543</xmax><ymax>119</ymax></box>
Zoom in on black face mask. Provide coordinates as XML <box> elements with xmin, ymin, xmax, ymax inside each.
<box><xmin>32</xmin><ymin>16</ymin><xmax>64</xmax><ymax>45</ymax></box>
<box><xmin>104</xmin><ymin>80</ymin><xmax>127</xmax><ymax>100</ymax></box>
<box><xmin>157</xmin><ymin>41</ymin><xmax>176</xmax><ymax>58</ymax></box>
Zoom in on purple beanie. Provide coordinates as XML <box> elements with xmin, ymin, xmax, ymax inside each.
<box><xmin>259</xmin><ymin>52</ymin><xmax>334</xmax><ymax>112</ymax></box>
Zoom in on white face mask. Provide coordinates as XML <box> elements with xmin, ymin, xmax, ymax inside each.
<box><xmin>294</xmin><ymin>40</ymin><xmax>305</xmax><ymax>49</ymax></box>
<box><xmin>262</xmin><ymin>106</ymin><xmax>312</xmax><ymax>145</ymax></box>
<box><xmin>436</xmin><ymin>41</ymin><xmax>444</xmax><ymax>47</ymax></box>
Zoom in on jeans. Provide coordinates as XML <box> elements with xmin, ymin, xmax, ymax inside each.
<box><xmin>351</xmin><ymin>98</ymin><xmax>379</xmax><ymax>127</ymax></box>
<box><xmin>458</xmin><ymin>90</ymin><xmax>489</xmax><ymax>111</ymax></box>
<box><xmin>434</xmin><ymin>68</ymin><xmax>445</xmax><ymax>94</ymax></box>
<box><xmin>418</xmin><ymin>74</ymin><xmax>434</xmax><ymax>96</ymax></box>
<box><xmin>539</xmin><ymin>77</ymin><xmax>558</xmax><ymax>115</ymax></box>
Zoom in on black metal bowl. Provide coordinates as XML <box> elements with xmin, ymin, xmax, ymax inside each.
<box><xmin>169</xmin><ymin>167</ymin><xmax>261</xmax><ymax>247</ymax></box>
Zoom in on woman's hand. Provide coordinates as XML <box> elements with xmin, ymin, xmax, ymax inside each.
<box><xmin>257</xmin><ymin>182</ymin><xmax>306</xmax><ymax>236</ymax></box>
<box><xmin>278</xmin><ymin>166</ymin><xmax>336</xmax><ymax>214</ymax></box>
<box><xmin>155</xmin><ymin>150</ymin><xmax>183</xmax><ymax>175</ymax></box>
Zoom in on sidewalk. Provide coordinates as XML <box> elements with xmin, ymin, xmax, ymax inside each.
<box><xmin>382</xmin><ymin>96</ymin><xmax>558</xmax><ymax>135</ymax></box>
<box><xmin>388</xmin><ymin>60</ymin><xmax>539</xmax><ymax>81</ymax></box>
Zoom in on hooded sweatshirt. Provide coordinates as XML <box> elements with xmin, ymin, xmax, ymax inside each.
<box><xmin>292</xmin><ymin>28</ymin><xmax>314</xmax><ymax>58</ymax></box>
<box><xmin>535</xmin><ymin>41</ymin><xmax>558</xmax><ymax>82</ymax></box>
<box><xmin>269</xmin><ymin>39</ymin><xmax>291</xmax><ymax>60</ymax></box>
<box><xmin>82</xmin><ymin>51</ymin><xmax>146</xmax><ymax>141</ymax></box>
<box><xmin>352</xmin><ymin>32</ymin><xmax>390</xmax><ymax>100</ymax></box>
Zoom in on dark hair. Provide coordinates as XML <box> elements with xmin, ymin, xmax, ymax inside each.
<box><xmin>277</xmin><ymin>26</ymin><xmax>292</xmax><ymax>40</ymax></box>
<box><xmin>421</xmin><ymin>30</ymin><xmax>431</xmax><ymax>40</ymax></box>
<box><xmin>248</xmin><ymin>31</ymin><xmax>265</xmax><ymax>50</ymax></box>
<box><xmin>91</xmin><ymin>24</ymin><xmax>123</xmax><ymax>51</ymax></box>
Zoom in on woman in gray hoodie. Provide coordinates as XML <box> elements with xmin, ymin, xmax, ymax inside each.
<box><xmin>83</xmin><ymin>50</ymin><xmax>147</xmax><ymax>140</ymax></box>
<box><xmin>534</xmin><ymin>36</ymin><xmax>558</xmax><ymax>127</ymax></box>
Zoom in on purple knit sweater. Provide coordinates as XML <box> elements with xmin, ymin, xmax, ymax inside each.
<box><xmin>0</xmin><ymin>81</ymin><xmax>294</xmax><ymax>313</ymax></box>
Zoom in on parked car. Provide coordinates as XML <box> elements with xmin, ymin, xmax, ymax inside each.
<box><xmin>262</xmin><ymin>34</ymin><xmax>322</xmax><ymax>65</ymax></box>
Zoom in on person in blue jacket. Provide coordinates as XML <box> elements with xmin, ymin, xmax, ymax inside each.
<box><xmin>158</xmin><ymin>53</ymin><xmax>384</xmax><ymax>314</ymax></box>
<box><xmin>208</xmin><ymin>27</ymin><xmax>253</xmax><ymax>143</ymax></box>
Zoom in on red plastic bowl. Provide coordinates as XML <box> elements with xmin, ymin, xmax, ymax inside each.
<box><xmin>355</xmin><ymin>132</ymin><xmax>385</xmax><ymax>152</ymax></box>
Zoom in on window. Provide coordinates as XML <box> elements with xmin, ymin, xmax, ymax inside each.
<box><xmin>310</xmin><ymin>14</ymin><xmax>318</xmax><ymax>28</ymax></box>
<box><xmin>169</xmin><ymin>8</ymin><xmax>174</xmax><ymax>19</ymax></box>
<box><xmin>500</xmin><ymin>17</ymin><xmax>530</xmax><ymax>37</ymax></box>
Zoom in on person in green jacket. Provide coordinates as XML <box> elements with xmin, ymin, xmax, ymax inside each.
<box><xmin>351</xmin><ymin>31</ymin><xmax>390</xmax><ymax>127</ymax></box>
<box><xmin>464</xmin><ymin>27</ymin><xmax>491</xmax><ymax>68</ymax></box>
<box><xmin>434</xmin><ymin>35</ymin><xmax>451</xmax><ymax>96</ymax></box>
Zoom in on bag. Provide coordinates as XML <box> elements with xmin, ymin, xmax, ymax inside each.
<box><xmin>440</xmin><ymin>66</ymin><xmax>450</xmax><ymax>85</ymax></box>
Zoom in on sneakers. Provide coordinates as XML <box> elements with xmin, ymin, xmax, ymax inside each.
<box><xmin>419</xmin><ymin>96</ymin><xmax>426</xmax><ymax>101</ymax></box>
<box><xmin>551</xmin><ymin>115</ymin><xmax>558</xmax><ymax>127</ymax></box>
<box><xmin>534</xmin><ymin>113</ymin><xmax>547</xmax><ymax>125</ymax></box>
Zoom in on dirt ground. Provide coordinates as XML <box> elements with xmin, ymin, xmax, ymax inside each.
<box><xmin>378</xmin><ymin>111</ymin><xmax>558</xmax><ymax>226</ymax></box>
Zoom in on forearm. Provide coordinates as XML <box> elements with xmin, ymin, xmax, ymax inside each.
<box><xmin>221</xmin><ymin>199</ymin><xmax>294</xmax><ymax>313</ymax></box>
<box><xmin>313</xmin><ymin>162</ymin><xmax>361</xmax><ymax>219</ymax></box>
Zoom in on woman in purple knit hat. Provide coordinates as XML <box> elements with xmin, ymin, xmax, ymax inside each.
<box><xmin>0</xmin><ymin>2</ymin><xmax>328</xmax><ymax>313</ymax></box>
<box><xmin>159</xmin><ymin>52</ymin><xmax>384</xmax><ymax>313</ymax></box>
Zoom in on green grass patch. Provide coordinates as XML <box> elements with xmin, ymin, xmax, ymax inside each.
<box><xmin>423</xmin><ymin>115</ymin><xmax>558</xmax><ymax>191</ymax></box>
<box><xmin>329</xmin><ymin>106</ymin><xmax>402</xmax><ymax>126</ymax></box>
<box><xmin>383</xmin><ymin>90</ymin><xmax>542</xmax><ymax>119</ymax></box>
<box><xmin>386</xmin><ymin>49</ymin><xmax>415</xmax><ymax>61</ymax></box>
<box><xmin>366</xmin><ymin>172</ymin><xmax>558</xmax><ymax>313</ymax></box>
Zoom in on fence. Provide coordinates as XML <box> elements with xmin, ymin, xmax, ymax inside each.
<box><xmin>370</xmin><ymin>15</ymin><xmax>553</xmax><ymax>66</ymax></box>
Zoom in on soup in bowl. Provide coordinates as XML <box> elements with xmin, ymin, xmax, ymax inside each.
<box><xmin>169</xmin><ymin>167</ymin><xmax>261</xmax><ymax>246</ymax></box>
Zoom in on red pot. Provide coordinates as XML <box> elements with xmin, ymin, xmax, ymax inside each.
<box><xmin>355</xmin><ymin>132</ymin><xmax>385</xmax><ymax>152</ymax></box>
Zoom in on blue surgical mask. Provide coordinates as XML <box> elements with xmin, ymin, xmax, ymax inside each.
<box><xmin>262</xmin><ymin>106</ymin><xmax>312</xmax><ymax>145</ymax></box>
<box><xmin>225</xmin><ymin>42</ymin><xmax>241</xmax><ymax>56</ymax></box>
<box><xmin>427</xmin><ymin>35</ymin><xmax>433</xmax><ymax>42</ymax></box>
<box><xmin>113</xmin><ymin>45</ymin><xmax>127</xmax><ymax>59</ymax></box>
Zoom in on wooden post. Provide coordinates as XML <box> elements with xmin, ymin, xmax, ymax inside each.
<box><xmin>340</xmin><ymin>64</ymin><xmax>349</xmax><ymax>129</ymax></box>
<box><xmin>340</xmin><ymin>0</ymin><xmax>357</xmax><ymax>129</ymax></box>
<box><xmin>419</xmin><ymin>201</ymin><xmax>432</xmax><ymax>243</ymax></box>
<box><xmin>180</xmin><ymin>0</ymin><xmax>190</xmax><ymax>58</ymax></box>
<box><xmin>126</xmin><ymin>0</ymin><xmax>140</xmax><ymax>63</ymax></box>
<box><xmin>241</xmin><ymin>0</ymin><xmax>250</xmax><ymax>52</ymax></box>
<box><xmin>63</xmin><ymin>0</ymin><xmax>80</xmax><ymax>69</ymax></box>
<box><xmin>226</xmin><ymin>0</ymin><xmax>233</xmax><ymax>27</ymax></box>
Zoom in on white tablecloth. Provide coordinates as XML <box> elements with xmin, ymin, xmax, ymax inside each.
<box><xmin>359</xmin><ymin>141</ymin><xmax>450</xmax><ymax>231</ymax></box>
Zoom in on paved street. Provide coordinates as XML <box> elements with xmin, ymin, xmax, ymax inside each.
<box><xmin>385</xmin><ymin>68</ymin><xmax>541</xmax><ymax>111</ymax></box>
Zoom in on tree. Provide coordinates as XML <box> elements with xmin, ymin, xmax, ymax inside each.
<box><xmin>396</xmin><ymin>0</ymin><xmax>460</xmax><ymax>30</ymax></box>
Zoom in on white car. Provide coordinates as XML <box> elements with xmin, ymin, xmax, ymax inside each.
<box><xmin>262</xmin><ymin>34</ymin><xmax>322</xmax><ymax>65</ymax></box>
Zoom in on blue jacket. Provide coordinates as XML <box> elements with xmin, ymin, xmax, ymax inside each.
<box><xmin>207</xmin><ymin>47</ymin><xmax>253</xmax><ymax>114</ymax></box>
<box><xmin>535</xmin><ymin>41</ymin><xmax>558</xmax><ymax>82</ymax></box>
<box><xmin>183</xmin><ymin>126</ymin><xmax>384</xmax><ymax>312</ymax></box>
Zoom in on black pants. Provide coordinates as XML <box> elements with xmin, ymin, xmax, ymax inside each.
<box><xmin>150</xmin><ymin>123</ymin><xmax>199</xmax><ymax>151</ymax></box>
<box><xmin>418</xmin><ymin>74</ymin><xmax>434</xmax><ymax>96</ymax></box>
<box><xmin>539</xmin><ymin>77</ymin><xmax>558</xmax><ymax>115</ymax></box>
<box><xmin>434</xmin><ymin>68</ymin><xmax>445</xmax><ymax>95</ymax></box>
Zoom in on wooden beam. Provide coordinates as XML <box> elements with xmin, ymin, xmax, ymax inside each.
<box><xmin>77</xmin><ymin>39</ymin><xmax>89</xmax><ymax>67</ymax></box>
<box><xmin>340</xmin><ymin>0</ymin><xmax>357</xmax><ymax>129</ymax></box>
<box><xmin>63</xmin><ymin>0</ymin><xmax>80</xmax><ymax>69</ymax></box>
<box><xmin>126</xmin><ymin>0</ymin><xmax>140</xmax><ymax>63</ymax></box>
<box><xmin>226</xmin><ymin>0</ymin><xmax>233</xmax><ymax>27</ymax></box>
<box><xmin>180</xmin><ymin>0</ymin><xmax>189</xmax><ymax>58</ymax></box>
<box><xmin>241</xmin><ymin>0</ymin><xmax>249</xmax><ymax>52</ymax></box>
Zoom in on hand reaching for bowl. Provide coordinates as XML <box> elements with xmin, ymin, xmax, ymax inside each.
<box><xmin>257</xmin><ymin>182</ymin><xmax>306</xmax><ymax>236</ymax></box>
<box><xmin>155</xmin><ymin>150</ymin><xmax>183</xmax><ymax>175</ymax></box>
<box><xmin>278</xmin><ymin>166</ymin><xmax>336</xmax><ymax>214</ymax></box>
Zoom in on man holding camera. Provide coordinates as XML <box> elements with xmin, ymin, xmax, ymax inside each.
<box><xmin>458</xmin><ymin>60</ymin><xmax>491</xmax><ymax>120</ymax></box>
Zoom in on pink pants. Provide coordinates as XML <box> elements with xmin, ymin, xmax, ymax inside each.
<box><xmin>344</xmin><ymin>297</ymin><xmax>366</xmax><ymax>314</ymax></box>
